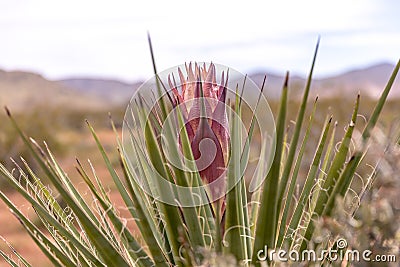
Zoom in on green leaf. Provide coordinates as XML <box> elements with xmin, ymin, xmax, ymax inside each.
<box><xmin>252</xmin><ymin>72</ymin><xmax>289</xmax><ymax>264</ymax></box>
<box><xmin>0</xmin><ymin>235</ymin><xmax>32</xmax><ymax>267</ymax></box>
<box><xmin>323</xmin><ymin>154</ymin><xmax>360</xmax><ymax>216</ymax></box>
<box><xmin>0</xmin><ymin>250</ymin><xmax>27</xmax><ymax>267</ymax></box>
<box><xmin>147</xmin><ymin>32</ymin><xmax>168</xmax><ymax>120</ymax></box>
<box><xmin>283</xmin><ymin>116</ymin><xmax>332</xmax><ymax>250</ymax></box>
<box><xmin>0</xmin><ymin>161</ymin><xmax>105</xmax><ymax>266</ymax></box>
<box><xmin>361</xmin><ymin>59</ymin><xmax>400</xmax><ymax>142</ymax></box>
<box><xmin>299</xmin><ymin>94</ymin><xmax>360</xmax><ymax>251</ymax></box>
<box><xmin>276</xmin><ymin>98</ymin><xmax>322</xmax><ymax>247</ymax></box>
<box><xmin>144</xmin><ymin>118</ymin><xmax>188</xmax><ymax>266</ymax></box>
<box><xmin>224</xmin><ymin>86</ymin><xmax>249</xmax><ymax>264</ymax></box>
<box><xmin>276</xmin><ymin>38</ymin><xmax>320</xmax><ymax>219</ymax></box>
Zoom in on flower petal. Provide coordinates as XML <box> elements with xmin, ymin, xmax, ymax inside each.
<box><xmin>168</xmin><ymin>74</ymin><xmax>183</xmax><ymax>106</ymax></box>
<box><xmin>187</xmin><ymin>82</ymin><xmax>213</xmax><ymax>133</ymax></box>
<box><xmin>191</xmin><ymin>116</ymin><xmax>226</xmax><ymax>185</ymax></box>
<box><xmin>211</xmin><ymin>83</ymin><xmax>229</xmax><ymax>163</ymax></box>
<box><xmin>204</xmin><ymin>63</ymin><xmax>216</xmax><ymax>99</ymax></box>
<box><xmin>178</xmin><ymin>67</ymin><xmax>186</xmax><ymax>97</ymax></box>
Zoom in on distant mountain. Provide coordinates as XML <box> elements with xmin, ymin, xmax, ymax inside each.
<box><xmin>314</xmin><ymin>63</ymin><xmax>400</xmax><ymax>98</ymax></box>
<box><xmin>59</xmin><ymin>78</ymin><xmax>142</xmax><ymax>105</ymax></box>
<box><xmin>61</xmin><ymin>62</ymin><xmax>400</xmax><ymax>105</ymax></box>
<box><xmin>249</xmin><ymin>72</ymin><xmax>305</xmax><ymax>98</ymax></box>
<box><xmin>249</xmin><ymin>62</ymin><xmax>400</xmax><ymax>99</ymax></box>
<box><xmin>0</xmin><ymin>70</ymin><xmax>107</xmax><ymax>112</ymax></box>
<box><xmin>1</xmin><ymin>62</ymin><xmax>398</xmax><ymax>114</ymax></box>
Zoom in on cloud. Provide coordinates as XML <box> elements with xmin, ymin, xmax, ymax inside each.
<box><xmin>0</xmin><ymin>0</ymin><xmax>397</xmax><ymax>80</ymax></box>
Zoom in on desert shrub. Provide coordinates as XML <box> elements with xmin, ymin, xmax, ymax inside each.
<box><xmin>0</xmin><ymin>43</ymin><xmax>398</xmax><ymax>266</ymax></box>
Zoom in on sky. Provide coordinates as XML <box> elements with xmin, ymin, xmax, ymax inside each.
<box><xmin>0</xmin><ymin>0</ymin><xmax>399</xmax><ymax>82</ymax></box>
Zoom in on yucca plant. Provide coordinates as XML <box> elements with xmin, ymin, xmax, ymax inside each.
<box><xmin>0</xmin><ymin>37</ymin><xmax>399</xmax><ymax>267</ymax></box>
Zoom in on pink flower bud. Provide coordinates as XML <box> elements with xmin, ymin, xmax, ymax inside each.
<box><xmin>169</xmin><ymin>63</ymin><xmax>230</xmax><ymax>195</ymax></box>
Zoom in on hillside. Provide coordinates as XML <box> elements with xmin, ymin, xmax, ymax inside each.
<box><xmin>0</xmin><ymin>70</ymin><xmax>108</xmax><ymax>112</ymax></box>
<box><xmin>1</xmin><ymin>62</ymin><xmax>399</xmax><ymax>114</ymax></box>
<box><xmin>249</xmin><ymin>62</ymin><xmax>400</xmax><ymax>99</ymax></box>
<box><xmin>315</xmin><ymin>63</ymin><xmax>400</xmax><ymax>98</ymax></box>
<box><xmin>59</xmin><ymin>78</ymin><xmax>142</xmax><ymax>105</ymax></box>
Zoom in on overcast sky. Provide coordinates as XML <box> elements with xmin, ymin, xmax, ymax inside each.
<box><xmin>1</xmin><ymin>0</ymin><xmax>399</xmax><ymax>82</ymax></box>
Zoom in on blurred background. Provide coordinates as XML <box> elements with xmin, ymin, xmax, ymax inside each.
<box><xmin>1</xmin><ymin>0</ymin><xmax>399</xmax><ymax>80</ymax></box>
<box><xmin>0</xmin><ymin>0</ymin><xmax>399</xmax><ymax>266</ymax></box>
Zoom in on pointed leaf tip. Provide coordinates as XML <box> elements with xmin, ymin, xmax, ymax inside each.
<box><xmin>75</xmin><ymin>157</ymin><xmax>82</xmax><ymax>166</ymax></box>
<box><xmin>260</xmin><ymin>75</ymin><xmax>267</xmax><ymax>92</ymax></box>
<box><xmin>284</xmin><ymin>71</ymin><xmax>289</xmax><ymax>87</ymax></box>
<box><xmin>311</xmin><ymin>37</ymin><xmax>320</xmax><ymax>66</ymax></box>
<box><xmin>4</xmin><ymin>106</ymin><xmax>10</xmax><ymax>117</ymax></box>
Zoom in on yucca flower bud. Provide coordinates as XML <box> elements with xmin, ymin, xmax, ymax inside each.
<box><xmin>168</xmin><ymin>63</ymin><xmax>229</xmax><ymax>197</ymax></box>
